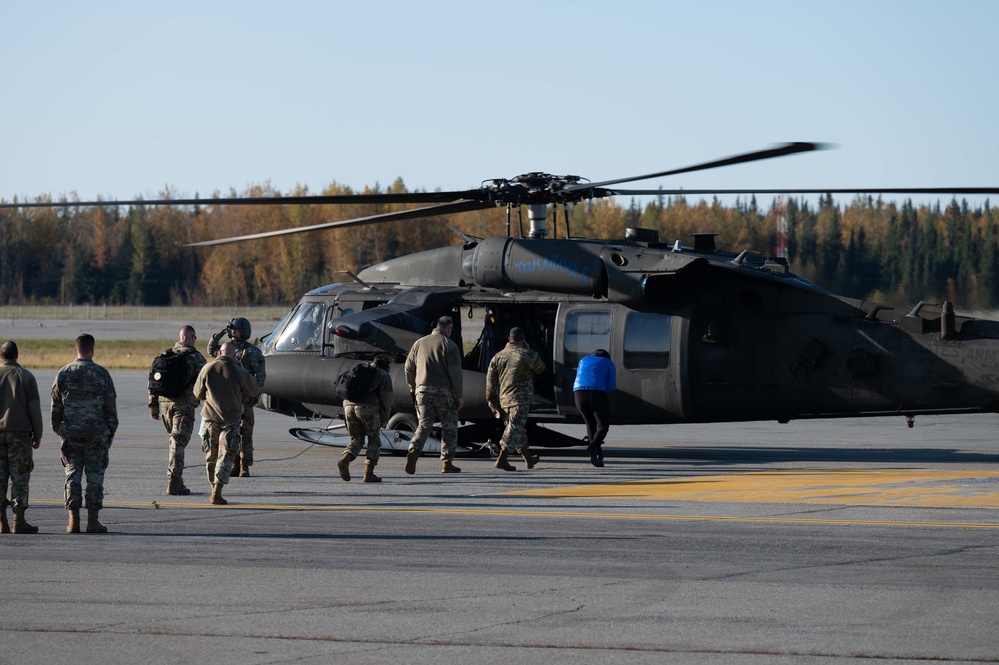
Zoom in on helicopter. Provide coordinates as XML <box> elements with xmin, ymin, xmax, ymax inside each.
<box><xmin>5</xmin><ymin>142</ymin><xmax>999</xmax><ymax>455</ymax></box>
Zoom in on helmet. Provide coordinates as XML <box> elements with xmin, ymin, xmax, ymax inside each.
<box><xmin>230</xmin><ymin>317</ymin><xmax>252</xmax><ymax>338</ymax></box>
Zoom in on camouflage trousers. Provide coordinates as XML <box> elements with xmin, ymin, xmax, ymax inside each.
<box><xmin>0</xmin><ymin>431</ymin><xmax>35</xmax><ymax>511</ymax></box>
<box><xmin>158</xmin><ymin>398</ymin><xmax>196</xmax><ymax>482</ymax></box>
<box><xmin>344</xmin><ymin>403</ymin><xmax>383</xmax><ymax>462</ymax></box>
<box><xmin>410</xmin><ymin>389</ymin><xmax>459</xmax><ymax>460</ymax></box>
<box><xmin>238</xmin><ymin>404</ymin><xmax>255</xmax><ymax>467</ymax></box>
<box><xmin>497</xmin><ymin>402</ymin><xmax>531</xmax><ymax>454</ymax></box>
<box><xmin>61</xmin><ymin>436</ymin><xmax>111</xmax><ymax>510</ymax></box>
<box><xmin>203</xmin><ymin>420</ymin><xmax>241</xmax><ymax>486</ymax></box>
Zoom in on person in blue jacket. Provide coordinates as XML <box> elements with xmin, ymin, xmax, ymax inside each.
<box><xmin>572</xmin><ymin>349</ymin><xmax>616</xmax><ymax>467</ymax></box>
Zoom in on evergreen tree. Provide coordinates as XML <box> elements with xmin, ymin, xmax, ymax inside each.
<box><xmin>624</xmin><ymin>198</ymin><xmax>642</xmax><ymax>228</ymax></box>
<box><xmin>4</xmin><ymin>182</ymin><xmax>997</xmax><ymax>310</ymax></box>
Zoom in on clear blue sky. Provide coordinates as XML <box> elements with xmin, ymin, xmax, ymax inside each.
<box><xmin>2</xmin><ymin>1</ymin><xmax>997</xmax><ymax>209</ymax></box>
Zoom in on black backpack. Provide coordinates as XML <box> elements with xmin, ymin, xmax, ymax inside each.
<box><xmin>148</xmin><ymin>349</ymin><xmax>191</xmax><ymax>398</ymax></box>
<box><xmin>333</xmin><ymin>363</ymin><xmax>379</xmax><ymax>402</ymax></box>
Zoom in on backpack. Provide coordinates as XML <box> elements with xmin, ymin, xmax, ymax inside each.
<box><xmin>333</xmin><ymin>363</ymin><xmax>380</xmax><ymax>402</ymax></box>
<box><xmin>148</xmin><ymin>349</ymin><xmax>191</xmax><ymax>398</ymax></box>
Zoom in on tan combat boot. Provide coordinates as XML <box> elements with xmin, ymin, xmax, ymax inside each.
<box><xmin>363</xmin><ymin>460</ymin><xmax>381</xmax><ymax>483</ymax></box>
<box><xmin>13</xmin><ymin>508</ymin><xmax>38</xmax><ymax>534</ymax></box>
<box><xmin>441</xmin><ymin>459</ymin><xmax>462</xmax><ymax>473</ymax></box>
<box><xmin>86</xmin><ymin>508</ymin><xmax>107</xmax><ymax>534</ymax></box>
<box><xmin>167</xmin><ymin>477</ymin><xmax>191</xmax><ymax>496</ymax></box>
<box><xmin>231</xmin><ymin>456</ymin><xmax>242</xmax><ymax>478</ymax></box>
<box><xmin>67</xmin><ymin>508</ymin><xmax>80</xmax><ymax>533</ymax></box>
<box><xmin>494</xmin><ymin>451</ymin><xmax>516</xmax><ymax>472</ymax></box>
<box><xmin>0</xmin><ymin>499</ymin><xmax>9</xmax><ymax>534</ymax></box>
<box><xmin>239</xmin><ymin>451</ymin><xmax>251</xmax><ymax>477</ymax></box>
<box><xmin>405</xmin><ymin>448</ymin><xmax>419</xmax><ymax>475</ymax></box>
<box><xmin>338</xmin><ymin>451</ymin><xmax>356</xmax><ymax>481</ymax></box>
<box><xmin>521</xmin><ymin>451</ymin><xmax>540</xmax><ymax>470</ymax></box>
<box><xmin>210</xmin><ymin>483</ymin><xmax>227</xmax><ymax>505</ymax></box>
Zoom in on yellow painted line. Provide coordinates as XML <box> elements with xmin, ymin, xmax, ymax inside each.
<box><xmin>27</xmin><ymin>498</ymin><xmax>999</xmax><ymax>528</ymax></box>
<box><xmin>511</xmin><ymin>469</ymin><xmax>999</xmax><ymax>509</ymax></box>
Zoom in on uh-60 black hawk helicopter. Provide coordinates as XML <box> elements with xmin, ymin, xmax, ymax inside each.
<box><xmin>6</xmin><ymin>142</ymin><xmax>999</xmax><ymax>456</ymax></box>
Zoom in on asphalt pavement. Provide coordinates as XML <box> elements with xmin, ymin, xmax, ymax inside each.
<box><xmin>2</xmin><ymin>371</ymin><xmax>999</xmax><ymax>664</ymax></box>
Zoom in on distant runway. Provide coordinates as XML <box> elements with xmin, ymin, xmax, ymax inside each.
<box><xmin>2</xmin><ymin>371</ymin><xmax>999</xmax><ymax>664</ymax></box>
<box><xmin>0</xmin><ymin>318</ymin><xmax>226</xmax><ymax>341</ymax></box>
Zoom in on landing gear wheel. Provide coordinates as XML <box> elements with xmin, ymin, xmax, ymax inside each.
<box><xmin>386</xmin><ymin>413</ymin><xmax>419</xmax><ymax>456</ymax></box>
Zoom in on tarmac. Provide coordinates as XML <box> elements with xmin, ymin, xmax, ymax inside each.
<box><xmin>2</xmin><ymin>370</ymin><xmax>999</xmax><ymax>664</ymax></box>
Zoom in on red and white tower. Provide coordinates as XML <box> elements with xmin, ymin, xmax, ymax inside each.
<box><xmin>773</xmin><ymin>195</ymin><xmax>788</xmax><ymax>260</ymax></box>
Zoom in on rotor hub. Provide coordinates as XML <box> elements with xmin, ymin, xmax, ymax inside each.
<box><xmin>482</xmin><ymin>173</ymin><xmax>590</xmax><ymax>206</ymax></box>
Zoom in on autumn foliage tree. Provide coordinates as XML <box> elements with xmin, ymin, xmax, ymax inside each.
<box><xmin>1</xmin><ymin>182</ymin><xmax>996</xmax><ymax>311</ymax></box>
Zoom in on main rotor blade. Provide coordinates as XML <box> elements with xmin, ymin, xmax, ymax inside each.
<box><xmin>0</xmin><ymin>190</ymin><xmax>482</xmax><ymax>210</ymax></box>
<box><xmin>565</xmin><ymin>142</ymin><xmax>828</xmax><ymax>192</ymax></box>
<box><xmin>186</xmin><ymin>200</ymin><xmax>492</xmax><ymax>247</ymax></box>
<box><xmin>611</xmin><ymin>187</ymin><xmax>999</xmax><ymax>196</ymax></box>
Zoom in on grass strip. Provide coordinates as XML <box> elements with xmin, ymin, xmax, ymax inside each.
<box><xmin>10</xmin><ymin>339</ymin><xmax>175</xmax><ymax>370</ymax></box>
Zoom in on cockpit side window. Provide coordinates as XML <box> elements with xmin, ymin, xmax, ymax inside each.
<box><xmin>273</xmin><ymin>302</ymin><xmax>326</xmax><ymax>351</ymax></box>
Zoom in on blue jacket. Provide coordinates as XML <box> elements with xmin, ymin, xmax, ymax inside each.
<box><xmin>573</xmin><ymin>355</ymin><xmax>616</xmax><ymax>393</ymax></box>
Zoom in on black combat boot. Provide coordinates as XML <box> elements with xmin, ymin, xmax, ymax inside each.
<box><xmin>521</xmin><ymin>451</ymin><xmax>539</xmax><ymax>469</ymax></box>
<box><xmin>494</xmin><ymin>451</ymin><xmax>516</xmax><ymax>472</ymax></box>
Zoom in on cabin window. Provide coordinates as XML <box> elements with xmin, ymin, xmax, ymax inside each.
<box><xmin>273</xmin><ymin>302</ymin><xmax>325</xmax><ymax>351</ymax></box>
<box><xmin>624</xmin><ymin>312</ymin><xmax>671</xmax><ymax>369</ymax></box>
<box><xmin>564</xmin><ymin>310</ymin><xmax>611</xmax><ymax>368</ymax></box>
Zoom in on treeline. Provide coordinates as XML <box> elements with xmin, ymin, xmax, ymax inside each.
<box><xmin>1</xmin><ymin>182</ymin><xmax>996</xmax><ymax>310</ymax></box>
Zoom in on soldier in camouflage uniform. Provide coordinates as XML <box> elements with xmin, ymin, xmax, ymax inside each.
<box><xmin>404</xmin><ymin>316</ymin><xmax>464</xmax><ymax>474</ymax></box>
<box><xmin>208</xmin><ymin>317</ymin><xmax>265</xmax><ymax>477</ymax></box>
<box><xmin>194</xmin><ymin>342</ymin><xmax>260</xmax><ymax>505</ymax></box>
<box><xmin>51</xmin><ymin>334</ymin><xmax>118</xmax><ymax>534</ymax></box>
<box><xmin>149</xmin><ymin>325</ymin><xmax>207</xmax><ymax>496</ymax></box>
<box><xmin>486</xmin><ymin>327</ymin><xmax>545</xmax><ymax>472</ymax></box>
<box><xmin>0</xmin><ymin>341</ymin><xmax>43</xmax><ymax>534</ymax></box>
<box><xmin>337</xmin><ymin>355</ymin><xmax>393</xmax><ymax>483</ymax></box>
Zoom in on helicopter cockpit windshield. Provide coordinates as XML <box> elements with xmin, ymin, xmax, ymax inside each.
<box><xmin>272</xmin><ymin>302</ymin><xmax>325</xmax><ymax>351</ymax></box>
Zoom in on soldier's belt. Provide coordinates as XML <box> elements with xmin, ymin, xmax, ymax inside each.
<box><xmin>414</xmin><ymin>385</ymin><xmax>453</xmax><ymax>395</ymax></box>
